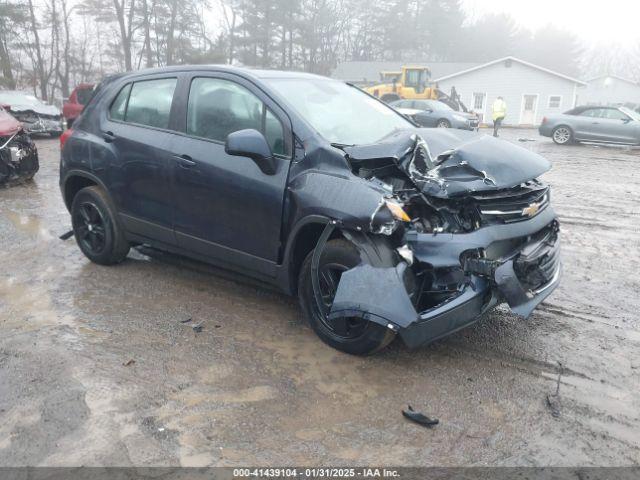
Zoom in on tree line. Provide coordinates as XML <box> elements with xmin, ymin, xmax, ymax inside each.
<box><xmin>0</xmin><ymin>0</ymin><xmax>637</xmax><ymax>103</ymax></box>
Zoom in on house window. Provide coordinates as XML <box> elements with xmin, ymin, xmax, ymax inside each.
<box><xmin>548</xmin><ymin>95</ymin><xmax>562</xmax><ymax>108</ymax></box>
<box><xmin>473</xmin><ymin>92</ymin><xmax>486</xmax><ymax>110</ymax></box>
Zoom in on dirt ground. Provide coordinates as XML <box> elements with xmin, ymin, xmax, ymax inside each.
<box><xmin>0</xmin><ymin>128</ymin><xmax>638</xmax><ymax>467</ymax></box>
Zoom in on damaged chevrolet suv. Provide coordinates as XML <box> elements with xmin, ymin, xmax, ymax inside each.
<box><xmin>60</xmin><ymin>66</ymin><xmax>561</xmax><ymax>355</ymax></box>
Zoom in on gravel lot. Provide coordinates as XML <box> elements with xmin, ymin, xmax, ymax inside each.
<box><xmin>0</xmin><ymin>128</ymin><xmax>638</xmax><ymax>466</ymax></box>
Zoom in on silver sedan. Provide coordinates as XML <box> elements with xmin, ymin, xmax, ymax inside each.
<box><xmin>539</xmin><ymin>105</ymin><xmax>640</xmax><ymax>145</ymax></box>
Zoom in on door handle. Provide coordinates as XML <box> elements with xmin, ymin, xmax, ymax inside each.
<box><xmin>591</xmin><ymin>122</ymin><xmax>600</xmax><ymax>124</ymax></box>
<box><xmin>102</xmin><ymin>131</ymin><xmax>116</xmax><ymax>143</ymax></box>
<box><xmin>173</xmin><ymin>154</ymin><xmax>196</xmax><ymax>167</ymax></box>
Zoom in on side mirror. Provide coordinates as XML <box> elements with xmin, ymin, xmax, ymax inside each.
<box><xmin>225</xmin><ymin>129</ymin><xmax>277</xmax><ymax>175</ymax></box>
<box><xmin>622</xmin><ymin>117</ymin><xmax>631</xmax><ymax>123</ymax></box>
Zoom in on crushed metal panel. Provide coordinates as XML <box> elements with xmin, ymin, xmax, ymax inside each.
<box><xmin>0</xmin><ymin>131</ymin><xmax>39</xmax><ymax>186</ymax></box>
<box><xmin>328</xmin><ymin>263</ymin><xmax>419</xmax><ymax>329</ymax></box>
<box><xmin>288</xmin><ymin>171</ymin><xmax>387</xmax><ymax>231</ymax></box>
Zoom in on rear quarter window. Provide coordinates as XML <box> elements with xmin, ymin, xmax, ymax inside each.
<box><xmin>109</xmin><ymin>84</ymin><xmax>131</xmax><ymax>121</ymax></box>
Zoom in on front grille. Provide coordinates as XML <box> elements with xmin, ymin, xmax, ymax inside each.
<box><xmin>472</xmin><ymin>181</ymin><xmax>549</xmax><ymax>225</ymax></box>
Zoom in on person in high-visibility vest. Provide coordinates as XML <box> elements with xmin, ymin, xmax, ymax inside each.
<box><xmin>492</xmin><ymin>96</ymin><xmax>507</xmax><ymax>137</ymax></box>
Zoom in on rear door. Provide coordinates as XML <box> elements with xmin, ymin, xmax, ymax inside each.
<box><xmin>169</xmin><ymin>73</ymin><xmax>293</xmax><ymax>275</ymax></box>
<box><xmin>101</xmin><ymin>76</ymin><xmax>179</xmax><ymax>245</ymax></box>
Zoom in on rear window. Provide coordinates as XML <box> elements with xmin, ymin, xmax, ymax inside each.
<box><xmin>108</xmin><ymin>78</ymin><xmax>177</xmax><ymax>129</ymax></box>
<box><xmin>77</xmin><ymin>87</ymin><xmax>94</xmax><ymax>105</ymax></box>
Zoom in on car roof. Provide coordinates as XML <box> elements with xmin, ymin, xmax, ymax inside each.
<box><xmin>571</xmin><ymin>105</ymin><xmax>618</xmax><ymax>112</ymax></box>
<box><xmin>117</xmin><ymin>64</ymin><xmax>331</xmax><ymax>82</ymax></box>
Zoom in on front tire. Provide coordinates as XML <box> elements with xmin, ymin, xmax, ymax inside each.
<box><xmin>436</xmin><ymin>119</ymin><xmax>451</xmax><ymax>128</ymax></box>
<box><xmin>552</xmin><ymin>125</ymin><xmax>573</xmax><ymax>145</ymax></box>
<box><xmin>71</xmin><ymin>186</ymin><xmax>130</xmax><ymax>265</ymax></box>
<box><xmin>298</xmin><ymin>239</ymin><xmax>395</xmax><ymax>355</ymax></box>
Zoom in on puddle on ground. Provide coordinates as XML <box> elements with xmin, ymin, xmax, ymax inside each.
<box><xmin>0</xmin><ymin>277</ymin><xmax>74</xmax><ymax>330</ymax></box>
<box><xmin>2</xmin><ymin>210</ymin><xmax>54</xmax><ymax>241</ymax></box>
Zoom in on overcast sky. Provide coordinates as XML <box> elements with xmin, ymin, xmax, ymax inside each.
<box><xmin>462</xmin><ymin>0</ymin><xmax>640</xmax><ymax>45</ymax></box>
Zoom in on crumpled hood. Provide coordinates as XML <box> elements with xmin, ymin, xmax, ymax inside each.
<box><xmin>343</xmin><ymin>128</ymin><xmax>550</xmax><ymax>198</ymax></box>
<box><xmin>8</xmin><ymin>103</ymin><xmax>61</xmax><ymax>117</ymax></box>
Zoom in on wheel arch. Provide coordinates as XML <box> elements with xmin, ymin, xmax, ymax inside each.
<box><xmin>283</xmin><ymin>216</ymin><xmax>344</xmax><ymax>295</ymax></box>
<box><xmin>62</xmin><ymin>170</ymin><xmax>109</xmax><ymax>212</ymax></box>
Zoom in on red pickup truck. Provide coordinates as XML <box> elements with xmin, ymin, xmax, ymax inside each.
<box><xmin>63</xmin><ymin>83</ymin><xmax>95</xmax><ymax>128</ymax></box>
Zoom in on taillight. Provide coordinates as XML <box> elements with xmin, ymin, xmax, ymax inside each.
<box><xmin>60</xmin><ymin>128</ymin><xmax>73</xmax><ymax>149</ymax></box>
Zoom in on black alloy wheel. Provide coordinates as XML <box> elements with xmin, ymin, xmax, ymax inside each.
<box><xmin>298</xmin><ymin>239</ymin><xmax>395</xmax><ymax>355</ymax></box>
<box><xmin>70</xmin><ymin>186</ymin><xmax>130</xmax><ymax>265</ymax></box>
<box><xmin>73</xmin><ymin>201</ymin><xmax>107</xmax><ymax>256</ymax></box>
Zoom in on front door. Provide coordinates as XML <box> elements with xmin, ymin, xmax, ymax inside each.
<box><xmin>592</xmin><ymin>108</ymin><xmax>639</xmax><ymax>143</ymax></box>
<box><xmin>520</xmin><ymin>94</ymin><xmax>538</xmax><ymax>125</ymax></box>
<box><xmin>102</xmin><ymin>77</ymin><xmax>179</xmax><ymax>245</ymax></box>
<box><xmin>170</xmin><ymin>74</ymin><xmax>292</xmax><ymax>276</ymax></box>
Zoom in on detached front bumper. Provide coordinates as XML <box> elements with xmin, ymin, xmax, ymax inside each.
<box><xmin>329</xmin><ymin>206</ymin><xmax>561</xmax><ymax>349</ymax></box>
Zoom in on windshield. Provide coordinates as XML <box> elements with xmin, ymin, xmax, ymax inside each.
<box><xmin>264</xmin><ymin>78</ymin><xmax>413</xmax><ymax>145</ymax></box>
<box><xmin>620</xmin><ymin>106</ymin><xmax>640</xmax><ymax>121</ymax></box>
<box><xmin>0</xmin><ymin>92</ymin><xmax>44</xmax><ymax>107</ymax></box>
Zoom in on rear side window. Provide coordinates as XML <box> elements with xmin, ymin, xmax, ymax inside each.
<box><xmin>109</xmin><ymin>84</ymin><xmax>131</xmax><ymax>121</ymax></box>
<box><xmin>77</xmin><ymin>87</ymin><xmax>94</xmax><ymax>105</ymax></box>
<box><xmin>187</xmin><ymin>77</ymin><xmax>285</xmax><ymax>156</ymax></box>
<box><xmin>126</xmin><ymin>78</ymin><xmax>177</xmax><ymax>129</ymax></box>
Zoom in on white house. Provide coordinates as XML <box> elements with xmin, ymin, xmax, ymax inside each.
<box><xmin>433</xmin><ymin>57</ymin><xmax>586</xmax><ymax>126</ymax></box>
<box><xmin>581</xmin><ymin>75</ymin><xmax>640</xmax><ymax>107</ymax></box>
<box><xmin>331</xmin><ymin>56</ymin><xmax>587</xmax><ymax>126</ymax></box>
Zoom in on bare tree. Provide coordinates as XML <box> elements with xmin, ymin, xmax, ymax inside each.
<box><xmin>27</xmin><ymin>0</ymin><xmax>48</xmax><ymax>99</ymax></box>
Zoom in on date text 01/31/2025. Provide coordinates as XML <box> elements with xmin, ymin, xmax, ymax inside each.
<box><xmin>233</xmin><ymin>468</ymin><xmax>400</xmax><ymax>478</ymax></box>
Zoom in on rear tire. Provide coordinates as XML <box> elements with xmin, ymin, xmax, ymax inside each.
<box><xmin>436</xmin><ymin>119</ymin><xmax>451</xmax><ymax>128</ymax></box>
<box><xmin>552</xmin><ymin>125</ymin><xmax>572</xmax><ymax>145</ymax></box>
<box><xmin>71</xmin><ymin>186</ymin><xmax>130</xmax><ymax>265</ymax></box>
<box><xmin>298</xmin><ymin>239</ymin><xmax>395</xmax><ymax>355</ymax></box>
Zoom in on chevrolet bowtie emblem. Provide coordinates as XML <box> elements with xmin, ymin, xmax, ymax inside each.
<box><xmin>522</xmin><ymin>202</ymin><xmax>540</xmax><ymax>217</ymax></box>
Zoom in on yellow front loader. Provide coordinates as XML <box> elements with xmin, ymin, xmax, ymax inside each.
<box><xmin>364</xmin><ymin>66</ymin><xmax>438</xmax><ymax>103</ymax></box>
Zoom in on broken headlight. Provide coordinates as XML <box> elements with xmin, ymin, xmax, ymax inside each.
<box><xmin>370</xmin><ymin>199</ymin><xmax>411</xmax><ymax>235</ymax></box>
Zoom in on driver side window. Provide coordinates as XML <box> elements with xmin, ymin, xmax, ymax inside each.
<box><xmin>187</xmin><ymin>77</ymin><xmax>285</xmax><ymax>156</ymax></box>
<box><xmin>601</xmin><ymin>109</ymin><xmax>628</xmax><ymax>121</ymax></box>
